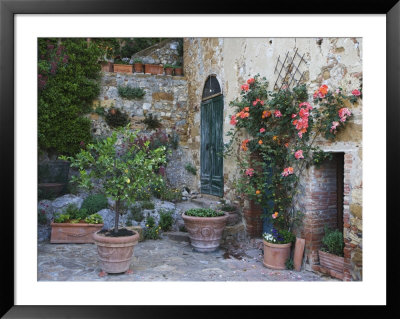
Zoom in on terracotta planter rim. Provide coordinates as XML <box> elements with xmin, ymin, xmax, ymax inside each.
<box><xmin>263</xmin><ymin>240</ymin><xmax>292</xmax><ymax>248</ymax></box>
<box><xmin>51</xmin><ymin>222</ymin><xmax>104</xmax><ymax>228</ymax></box>
<box><xmin>93</xmin><ymin>229</ymin><xmax>139</xmax><ymax>245</ymax></box>
<box><xmin>182</xmin><ymin>211</ymin><xmax>229</xmax><ymax>222</ymax></box>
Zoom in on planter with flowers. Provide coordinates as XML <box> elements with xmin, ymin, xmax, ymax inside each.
<box><xmin>225</xmin><ymin>75</ymin><xmax>361</xmax><ymax>270</ymax></box>
<box><xmin>113</xmin><ymin>57</ymin><xmax>133</xmax><ymax>73</ymax></box>
<box><xmin>60</xmin><ymin>125</ymin><xmax>167</xmax><ymax>275</ymax></box>
<box><xmin>182</xmin><ymin>208</ymin><xmax>228</xmax><ymax>252</ymax></box>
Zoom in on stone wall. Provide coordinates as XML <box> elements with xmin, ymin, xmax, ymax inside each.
<box><xmin>89</xmin><ymin>71</ymin><xmax>195</xmax><ymax>189</ymax></box>
<box><xmin>183</xmin><ymin>37</ymin><xmax>363</xmax><ymax>280</ymax></box>
<box><xmin>132</xmin><ymin>39</ymin><xmax>183</xmax><ymax>66</ymax></box>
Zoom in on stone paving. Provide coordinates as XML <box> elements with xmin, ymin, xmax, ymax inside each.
<box><xmin>37</xmin><ymin>235</ymin><xmax>336</xmax><ymax>282</ymax></box>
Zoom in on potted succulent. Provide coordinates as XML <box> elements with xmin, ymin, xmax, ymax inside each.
<box><xmin>132</xmin><ymin>58</ymin><xmax>143</xmax><ymax>73</ymax></box>
<box><xmin>318</xmin><ymin>226</ymin><xmax>345</xmax><ymax>273</ymax></box>
<box><xmin>50</xmin><ymin>204</ymin><xmax>104</xmax><ymax>244</ymax></box>
<box><xmin>164</xmin><ymin>64</ymin><xmax>174</xmax><ymax>76</ymax></box>
<box><xmin>113</xmin><ymin>57</ymin><xmax>133</xmax><ymax>73</ymax></box>
<box><xmin>60</xmin><ymin>125</ymin><xmax>167</xmax><ymax>275</ymax></box>
<box><xmin>182</xmin><ymin>208</ymin><xmax>228</xmax><ymax>252</ymax></box>
<box><xmin>173</xmin><ymin>64</ymin><xmax>183</xmax><ymax>76</ymax></box>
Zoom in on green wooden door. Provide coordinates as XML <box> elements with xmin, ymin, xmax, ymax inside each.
<box><xmin>200</xmin><ymin>95</ymin><xmax>224</xmax><ymax>197</ymax></box>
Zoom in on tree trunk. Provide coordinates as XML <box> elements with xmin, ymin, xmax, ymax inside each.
<box><xmin>114</xmin><ymin>200</ymin><xmax>120</xmax><ymax>234</ymax></box>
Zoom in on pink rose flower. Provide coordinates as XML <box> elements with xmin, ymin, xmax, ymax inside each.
<box><xmin>259</xmin><ymin>128</ymin><xmax>266</xmax><ymax>133</ymax></box>
<box><xmin>294</xmin><ymin>150</ymin><xmax>304</xmax><ymax>159</ymax></box>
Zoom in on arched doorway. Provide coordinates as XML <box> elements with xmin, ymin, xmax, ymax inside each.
<box><xmin>200</xmin><ymin>75</ymin><xmax>223</xmax><ymax>197</ymax></box>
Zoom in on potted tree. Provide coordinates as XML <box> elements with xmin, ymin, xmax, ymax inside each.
<box><xmin>50</xmin><ymin>204</ymin><xmax>104</xmax><ymax>244</ymax></box>
<box><xmin>182</xmin><ymin>208</ymin><xmax>228</xmax><ymax>252</ymax></box>
<box><xmin>318</xmin><ymin>226</ymin><xmax>345</xmax><ymax>274</ymax></box>
<box><xmin>60</xmin><ymin>125</ymin><xmax>167</xmax><ymax>275</ymax></box>
<box><xmin>113</xmin><ymin>57</ymin><xmax>133</xmax><ymax>73</ymax></box>
<box><xmin>132</xmin><ymin>58</ymin><xmax>144</xmax><ymax>73</ymax></box>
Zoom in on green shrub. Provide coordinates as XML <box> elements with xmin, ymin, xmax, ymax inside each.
<box><xmin>220</xmin><ymin>204</ymin><xmax>236</xmax><ymax>212</ymax></box>
<box><xmin>164</xmin><ymin>64</ymin><xmax>174</xmax><ymax>68</ymax></box>
<box><xmin>152</xmin><ymin>181</ymin><xmax>181</xmax><ymax>202</ymax></box>
<box><xmin>105</xmin><ymin>108</ymin><xmax>130</xmax><ymax>128</ymax></box>
<box><xmin>185</xmin><ymin>208</ymin><xmax>225</xmax><ymax>218</ymax></box>
<box><xmin>133</xmin><ymin>58</ymin><xmax>143</xmax><ymax>64</ymax></box>
<box><xmin>130</xmin><ymin>205</ymin><xmax>144</xmax><ymax>222</ymax></box>
<box><xmin>141</xmin><ymin>201</ymin><xmax>155</xmax><ymax>210</ymax></box>
<box><xmin>185</xmin><ymin>163</ymin><xmax>197</xmax><ymax>175</ymax></box>
<box><xmin>81</xmin><ymin>194</ymin><xmax>108</xmax><ymax>215</ymax></box>
<box><xmin>84</xmin><ymin>213</ymin><xmax>103</xmax><ymax>224</ymax></box>
<box><xmin>38</xmin><ymin>38</ymin><xmax>102</xmax><ymax>156</ymax></box>
<box><xmin>321</xmin><ymin>227</ymin><xmax>344</xmax><ymax>256</ymax></box>
<box><xmin>144</xmin><ymin>215</ymin><xmax>161</xmax><ymax>240</ymax></box>
<box><xmin>285</xmin><ymin>258</ymin><xmax>294</xmax><ymax>270</ymax></box>
<box><xmin>118</xmin><ymin>86</ymin><xmax>146</xmax><ymax>99</ymax></box>
<box><xmin>159</xmin><ymin>210</ymin><xmax>174</xmax><ymax>231</ymax></box>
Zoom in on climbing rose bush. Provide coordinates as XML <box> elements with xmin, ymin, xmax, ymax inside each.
<box><xmin>225</xmin><ymin>75</ymin><xmax>361</xmax><ymax>232</ymax></box>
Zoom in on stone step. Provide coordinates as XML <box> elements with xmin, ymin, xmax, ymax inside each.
<box><xmin>165</xmin><ymin>231</ymin><xmax>190</xmax><ymax>242</ymax></box>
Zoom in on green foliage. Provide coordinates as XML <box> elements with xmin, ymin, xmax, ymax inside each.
<box><xmin>173</xmin><ymin>64</ymin><xmax>182</xmax><ymax>69</ymax></box>
<box><xmin>142</xmin><ymin>113</ymin><xmax>162</xmax><ymax>130</ymax></box>
<box><xmin>54</xmin><ymin>213</ymin><xmax>71</xmax><ymax>223</ymax></box>
<box><xmin>164</xmin><ymin>64</ymin><xmax>174</xmax><ymax>69</ymax></box>
<box><xmin>152</xmin><ymin>180</ymin><xmax>181</xmax><ymax>202</ymax></box>
<box><xmin>81</xmin><ymin>194</ymin><xmax>108</xmax><ymax>215</ymax></box>
<box><xmin>38</xmin><ymin>38</ymin><xmax>102</xmax><ymax>155</ymax></box>
<box><xmin>144</xmin><ymin>215</ymin><xmax>161</xmax><ymax>240</ymax></box>
<box><xmin>321</xmin><ymin>226</ymin><xmax>344</xmax><ymax>256</ymax></box>
<box><xmin>84</xmin><ymin>213</ymin><xmax>104</xmax><ymax>224</ymax></box>
<box><xmin>285</xmin><ymin>258</ymin><xmax>294</xmax><ymax>270</ymax></box>
<box><xmin>159</xmin><ymin>209</ymin><xmax>174</xmax><ymax>231</ymax></box>
<box><xmin>118</xmin><ymin>86</ymin><xmax>146</xmax><ymax>99</ymax></box>
<box><xmin>59</xmin><ymin>126</ymin><xmax>167</xmax><ymax>233</ymax></box>
<box><xmin>105</xmin><ymin>108</ymin><xmax>130</xmax><ymax>128</ymax></box>
<box><xmin>141</xmin><ymin>201</ymin><xmax>155</xmax><ymax>210</ymax></box>
<box><xmin>133</xmin><ymin>58</ymin><xmax>142</xmax><ymax>64</ymax></box>
<box><xmin>225</xmin><ymin>75</ymin><xmax>360</xmax><ymax>232</ymax></box>
<box><xmin>94</xmin><ymin>102</ymin><xmax>105</xmax><ymax>116</ymax></box>
<box><xmin>185</xmin><ymin>163</ymin><xmax>197</xmax><ymax>175</ymax></box>
<box><xmin>219</xmin><ymin>204</ymin><xmax>236</xmax><ymax>212</ymax></box>
<box><xmin>185</xmin><ymin>208</ymin><xmax>225</xmax><ymax>218</ymax></box>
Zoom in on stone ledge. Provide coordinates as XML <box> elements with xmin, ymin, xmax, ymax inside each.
<box><xmin>165</xmin><ymin>231</ymin><xmax>190</xmax><ymax>242</ymax></box>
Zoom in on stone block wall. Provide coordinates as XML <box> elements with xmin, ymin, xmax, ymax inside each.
<box><xmin>132</xmin><ymin>39</ymin><xmax>183</xmax><ymax>66</ymax></box>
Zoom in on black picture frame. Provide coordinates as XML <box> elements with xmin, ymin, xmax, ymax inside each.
<box><xmin>1</xmin><ymin>0</ymin><xmax>398</xmax><ymax>317</ymax></box>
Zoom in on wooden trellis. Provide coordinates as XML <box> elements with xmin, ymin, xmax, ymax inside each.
<box><xmin>273</xmin><ymin>48</ymin><xmax>306</xmax><ymax>91</ymax></box>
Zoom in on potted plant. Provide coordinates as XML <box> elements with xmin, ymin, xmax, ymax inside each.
<box><xmin>318</xmin><ymin>226</ymin><xmax>345</xmax><ymax>273</ymax></box>
<box><xmin>262</xmin><ymin>214</ymin><xmax>296</xmax><ymax>269</ymax></box>
<box><xmin>50</xmin><ymin>204</ymin><xmax>104</xmax><ymax>244</ymax></box>
<box><xmin>113</xmin><ymin>57</ymin><xmax>133</xmax><ymax>73</ymax></box>
<box><xmin>164</xmin><ymin>64</ymin><xmax>174</xmax><ymax>76</ymax></box>
<box><xmin>182</xmin><ymin>208</ymin><xmax>228</xmax><ymax>252</ymax></box>
<box><xmin>100</xmin><ymin>60</ymin><xmax>113</xmax><ymax>72</ymax></box>
<box><xmin>60</xmin><ymin>125</ymin><xmax>167</xmax><ymax>275</ymax></box>
<box><xmin>132</xmin><ymin>58</ymin><xmax>143</xmax><ymax>73</ymax></box>
<box><xmin>173</xmin><ymin>64</ymin><xmax>183</xmax><ymax>76</ymax></box>
<box><xmin>218</xmin><ymin>203</ymin><xmax>240</xmax><ymax>226</ymax></box>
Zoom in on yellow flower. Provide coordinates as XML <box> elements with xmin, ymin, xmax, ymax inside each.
<box><xmin>125</xmin><ymin>169</ymin><xmax>128</xmax><ymax>173</ymax></box>
<box><xmin>126</xmin><ymin>178</ymin><xmax>130</xmax><ymax>184</ymax></box>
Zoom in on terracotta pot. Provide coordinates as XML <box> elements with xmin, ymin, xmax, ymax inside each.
<box><xmin>182</xmin><ymin>212</ymin><xmax>228</xmax><ymax>252</ymax></box>
<box><xmin>318</xmin><ymin>250</ymin><xmax>344</xmax><ymax>273</ymax></box>
<box><xmin>164</xmin><ymin>67</ymin><xmax>174</xmax><ymax>76</ymax></box>
<box><xmin>174</xmin><ymin>67</ymin><xmax>183</xmax><ymax>76</ymax></box>
<box><xmin>100</xmin><ymin>61</ymin><xmax>113</xmax><ymax>72</ymax></box>
<box><xmin>133</xmin><ymin>63</ymin><xmax>143</xmax><ymax>73</ymax></box>
<box><xmin>144</xmin><ymin>64</ymin><xmax>163</xmax><ymax>75</ymax></box>
<box><xmin>50</xmin><ymin>222</ymin><xmax>104</xmax><ymax>244</ymax></box>
<box><xmin>93</xmin><ymin>230</ymin><xmax>139</xmax><ymax>273</ymax></box>
<box><xmin>113</xmin><ymin>63</ymin><xmax>133</xmax><ymax>73</ymax></box>
<box><xmin>263</xmin><ymin>240</ymin><xmax>292</xmax><ymax>270</ymax></box>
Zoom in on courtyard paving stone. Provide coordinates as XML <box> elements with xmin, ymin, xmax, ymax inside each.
<box><xmin>37</xmin><ymin>235</ymin><xmax>337</xmax><ymax>282</ymax></box>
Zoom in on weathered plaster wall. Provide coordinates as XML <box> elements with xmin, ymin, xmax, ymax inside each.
<box><xmin>184</xmin><ymin>37</ymin><xmax>362</xmax><ymax>280</ymax></box>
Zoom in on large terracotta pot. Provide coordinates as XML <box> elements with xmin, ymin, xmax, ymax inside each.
<box><xmin>144</xmin><ymin>64</ymin><xmax>163</xmax><ymax>75</ymax></box>
<box><xmin>263</xmin><ymin>240</ymin><xmax>292</xmax><ymax>270</ymax></box>
<box><xmin>93</xmin><ymin>230</ymin><xmax>139</xmax><ymax>273</ymax></box>
<box><xmin>318</xmin><ymin>250</ymin><xmax>344</xmax><ymax>273</ymax></box>
<box><xmin>113</xmin><ymin>63</ymin><xmax>133</xmax><ymax>73</ymax></box>
<box><xmin>182</xmin><ymin>212</ymin><xmax>228</xmax><ymax>252</ymax></box>
<box><xmin>50</xmin><ymin>222</ymin><xmax>104</xmax><ymax>244</ymax></box>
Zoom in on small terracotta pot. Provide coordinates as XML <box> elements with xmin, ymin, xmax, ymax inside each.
<box><xmin>164</xmin><ymin>67</ymin><xmax>174</xmax><ymax>76</ymax></box>
<box><xmin>93</xmin><ymin>230</ymin><xmax>139</xmax><ymax>273</ymax></box>
<box><xmin>113</xmin><ymin>64</ymin><xmax>133</xmax><ymax>73</ymax></box>
<box><xmin>50</xmin><ymin>222</ymin><xmax>104</xmax><ymax>244</ymax></box>
<box><xmin>182</xmin><ymin>212</ymin><xmax>228</xmax><ymax>252</ymax></box>
<box><xmin>133</xmin><ymin>63</ymin><xmax>143</xmax><ymax>73</ymax></box>
<box><xmin>318</xmin><ymin>250</ymin><xmax>344</xmax><ymax>273</ymax></box>
<box><xmin>144</xmin><ymin>64</ymin><xmax>163</xmax><ymax>75</ymax></box>
<box><xmin>100</xmin><ymin>61</ymin><xmax>113</xmax><ymax>72</ymax></box>
<box><xmin>263</xmin><ymin>240</ymin><xmax>292</xmax><ymax>270</ymax></box>
<box><xmin>174</xmin><ymin>67</ymin><xmax>183</xmax><ymax>76</ymax></box>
